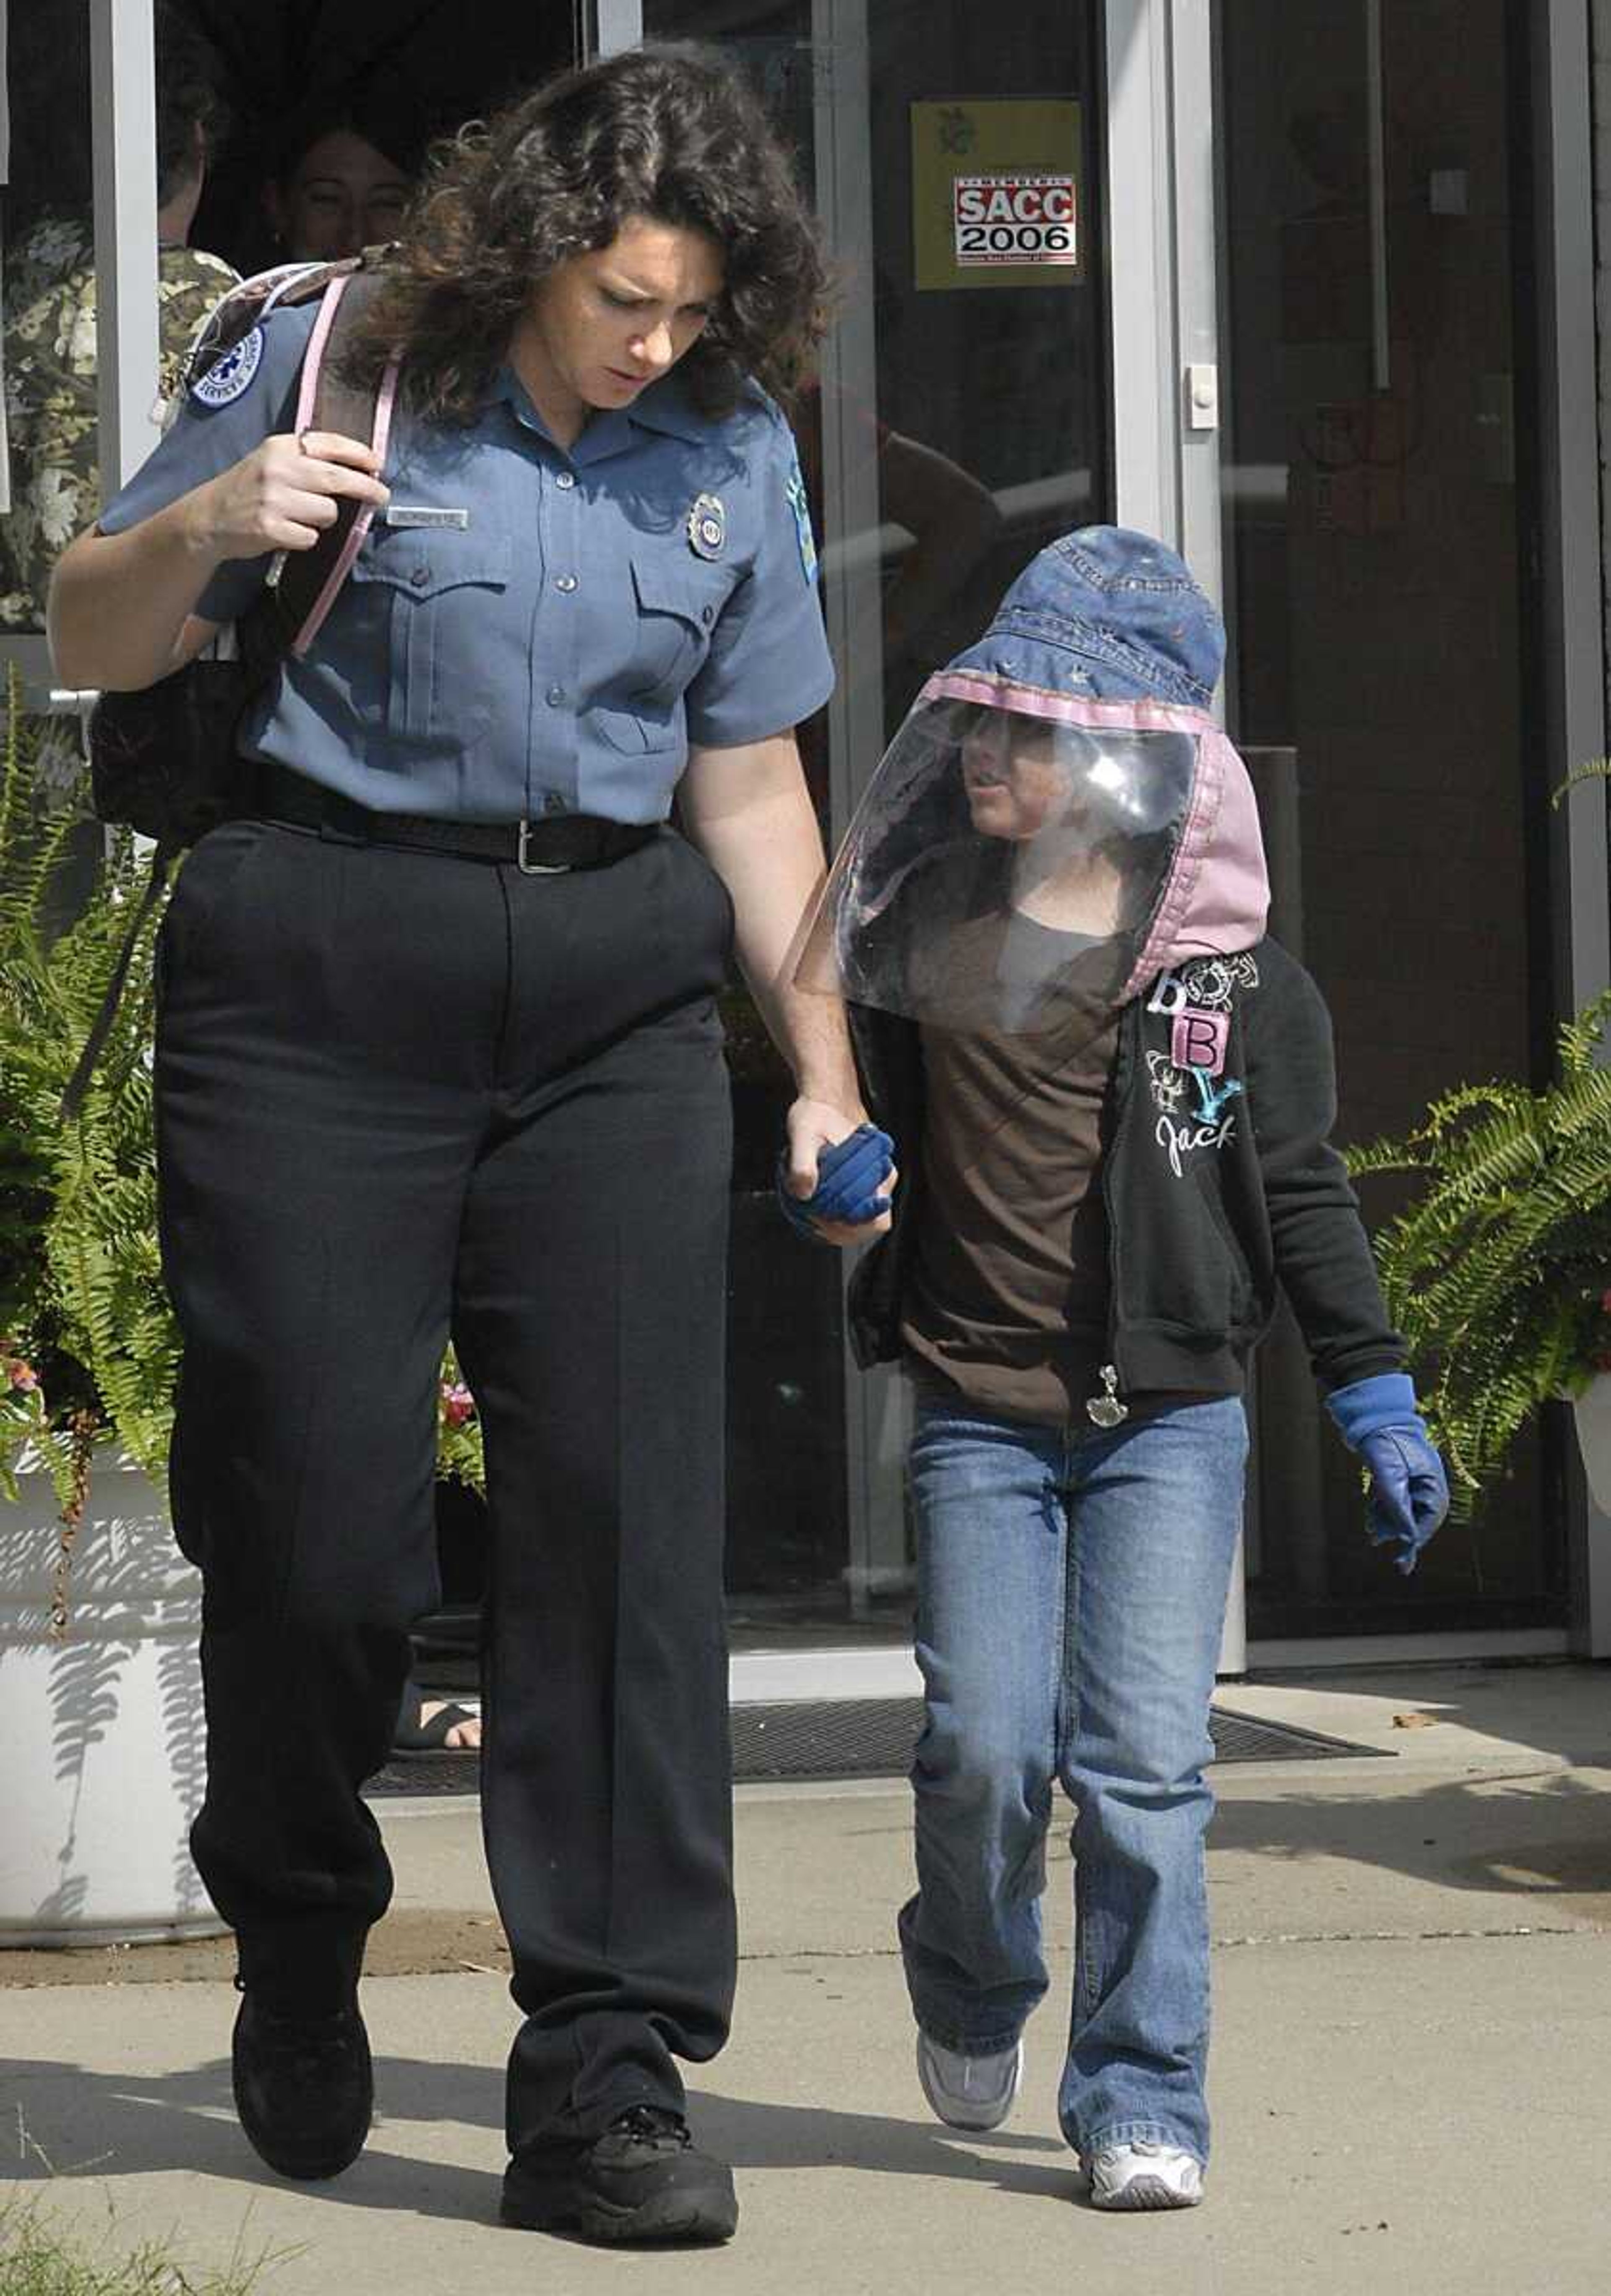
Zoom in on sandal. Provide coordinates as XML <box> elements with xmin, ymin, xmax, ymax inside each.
<box><xmin>392</xmin><ymin>1687</ymin><xmax>481</xmax><ymax>1756</ymax></box>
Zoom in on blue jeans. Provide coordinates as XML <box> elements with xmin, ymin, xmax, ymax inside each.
<box><xmin>900</xmin><ymin>1394</ymin><xmax>1248</xmax><ymax>2165</ymax></box>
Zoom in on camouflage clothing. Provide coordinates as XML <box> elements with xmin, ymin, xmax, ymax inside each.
<box><xmin>1</xmin><ymin>217</ymin><xmax>238</xmax><ymax>631</ymax></box>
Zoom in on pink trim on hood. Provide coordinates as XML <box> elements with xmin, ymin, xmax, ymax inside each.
<box><xmin>1121</xmin><ymin>725</ymin><xmax>1269</xmax><ymax>998</ymax></box>
<box><xmin>920</xmin><ymin>671</ymin><xmax>1270</xmax><ymax>996</ymax></box>
<box><xmin>923</xmin><ymin>669</ymin><xmax>1211</xmax><ymax>738</ymax></box>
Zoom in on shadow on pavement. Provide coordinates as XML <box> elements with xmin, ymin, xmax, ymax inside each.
<box><xmin>1</xmin><ymin>2050</ymin><xmax>501</xmax><ymax>2218</ymax></box>
<box><xmin>1204</xmin><ymin>1765</ymin><xmax>1611</xmax><ymax>1917</ymax></box>
<box><xmin>0</xmin><ymin>2051</ymin><xmax>1074</xmax><ymax>2222</ymax></box>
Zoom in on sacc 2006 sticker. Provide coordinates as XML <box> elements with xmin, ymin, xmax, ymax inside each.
<box><xmin>952</xmin><ymin>175</ymin><xmax>1078</xmax><ymax>267</ymax></box>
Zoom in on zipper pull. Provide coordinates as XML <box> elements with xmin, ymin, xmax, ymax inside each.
<box><xmin>1086</xmin><ymin>1364</ymin><xmax>1129</xmax><ymax>1429</ymax></box>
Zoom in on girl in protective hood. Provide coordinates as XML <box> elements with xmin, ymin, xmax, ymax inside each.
<box><xmin>789</xmin><ymin>524</ymin><xmax>1449</xmax><ymax>2209</ymax></box>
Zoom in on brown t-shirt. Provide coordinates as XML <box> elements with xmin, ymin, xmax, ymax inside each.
<box><xmin>901</xmin><ymin>914</ymin><xmax>1125</xmax><ymax>1425</ymax></box>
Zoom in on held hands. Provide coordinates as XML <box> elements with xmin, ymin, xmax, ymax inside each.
<box><xmin>777</xmin><ymin>1100</ymin><xmax>897</xmax><ymax>1246</ymax></box>
<box><xmin>1324</xmin><ymin>1374</ymin><xmax>1451</xmax><ymax>1576</ymax></box>
<box><xmin>192</xmin><ymin>431</ymin><xmax>389</xmax><ymax>563</ymax></box>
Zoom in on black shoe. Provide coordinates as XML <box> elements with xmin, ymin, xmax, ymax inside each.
<box><xmin>500</xmin><ymin>2106</ymin><xmax>738</xmax><ymax>2245</ymax></box>
<box><xmin>230</xmin><ymin>1985</ymin><xmax>373</xmax><ymax>2180</ymax></box>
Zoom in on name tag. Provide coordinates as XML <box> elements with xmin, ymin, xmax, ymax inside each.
<box><xmin>384</xmin><ymin>505</ymin><xmax>470</xmax><ymax>529</ymax></box>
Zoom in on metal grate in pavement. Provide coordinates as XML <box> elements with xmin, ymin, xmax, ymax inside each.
<box><xmin>728</xmin><ymin>1698</ymin><xmax>1390</xmax><ymax>1783</ymax></box>
<box><xmin>365</xmin><ymin>1697</ymin><xmax>1388</xmax><ymax>1796</ymax></box>
<box><xmin>366</xmin><ymin>1751</ymin><xmax>482</xmax><ymax>1798</ymax></box>
<box><xmin>1207</xmin><ymin>1706</ymin><xmax>1391</xmax><ymax>1765</ymax></box>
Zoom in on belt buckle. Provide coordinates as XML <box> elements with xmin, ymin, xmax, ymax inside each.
<box><xmin>516</xmin><ymin>819</ymin><xmax>572</xmax><ymax>876</ymax></box>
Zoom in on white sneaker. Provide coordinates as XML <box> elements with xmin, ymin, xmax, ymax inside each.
<box><xmin>1087</xmin><ymin>2140</ymin><xmax>1204</xmax><ymax>2210</ymax></box>
<box><xmin>915</xmin><ymin>2031</ymin><xmax>1023</xmax><ymax>2131</ymax></box>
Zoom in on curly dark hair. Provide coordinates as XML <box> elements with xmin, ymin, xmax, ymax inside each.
<box><xmin>341</xmin><ymin>44</ymin><xmax>831</xmax><ymax>424</ymax></box>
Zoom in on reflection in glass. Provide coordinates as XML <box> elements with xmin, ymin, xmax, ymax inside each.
<box><xmin>648</xmin><ymin>1</ymin><xmax>1109</xmax><ymax>1643</ymax></box>
<box><xmin>803</xmin><ymin>691</ymin><xmax>1193</xmax><ymax>1041</ymax></box>
<box><xmin>1219</xmin><ymin>0</ymin><xmax>1561</xmax><ymax>1636</ymax></box>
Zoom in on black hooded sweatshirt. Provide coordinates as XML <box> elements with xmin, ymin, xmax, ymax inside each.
<box><xmin>847</xmin><ymin>938</ymin><xmax>1406</xmax><ymax>1425</ymax></box>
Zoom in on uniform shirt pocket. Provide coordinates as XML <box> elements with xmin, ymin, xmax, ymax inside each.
<box><xmin>586</xmin><ymin>554</ymin><xmax>733</xmax><ymax>751</ymax></box>
<box><xmin>347</xmin><ymin>526</ymin><xmax>513</xmax><ymax>761</ymax></box>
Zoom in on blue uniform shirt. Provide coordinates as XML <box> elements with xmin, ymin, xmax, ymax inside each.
<box><xmin>99</xmin><ymin>299</ymin><xmax>836</xmax><ymax>824</ymax></box>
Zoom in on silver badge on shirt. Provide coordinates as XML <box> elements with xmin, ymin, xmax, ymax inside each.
<box><xmin>686</xmin><ymin>493</ymin><xmax>726</xmax><ymax>560</ymax></box>
<box><xmin>384</xmin><ymin>505</ymin><xmax>471</xmax><ymax>529</ymax></box>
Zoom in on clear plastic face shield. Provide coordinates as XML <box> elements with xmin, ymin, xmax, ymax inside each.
<box><xmin>798</xmin><ymin>680</ymin><xmax>1199</xmax><ymax>1039</ymax></box>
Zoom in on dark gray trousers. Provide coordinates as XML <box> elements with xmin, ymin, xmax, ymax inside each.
<box><xmin>154</xmin><ymin>813</ymin><xmax>736</xmax><ymax>2156</ymax></box>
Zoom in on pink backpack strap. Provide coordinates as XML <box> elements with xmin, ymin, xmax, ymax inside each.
<box><xmin>290</xmin><ymin>270</ymin><xmax>349</xmax><ymax>436</ymax></box>
<box><xmin>284</xmin><ymin>272</ymin><xmax>402</xmax><ymax>657</ymax></box>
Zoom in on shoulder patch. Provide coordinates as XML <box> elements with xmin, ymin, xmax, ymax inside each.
<box><xmin>190</xmin><ymin>324</ymin><xmax>264</xmax><ymax>407</ymax></box>
<box><xmin>183</xmin><ymin>260</ymin><xmax>336</xmax><ymax>397</ymax></box>
<box><xmin>785</xmin><ymin>461</ymin><xmax>818</xmax><ymax>584</ymax></box>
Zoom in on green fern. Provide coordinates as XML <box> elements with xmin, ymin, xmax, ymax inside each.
<box><xmin>0</xmin><ymin>666</ymin><xmax>485</xmax><ymax>1526</ymax></box>
<box><xmin>1348</xmin><ymin>988</ymin><xmax>1611</xmax><ymax>1517</ymax></box>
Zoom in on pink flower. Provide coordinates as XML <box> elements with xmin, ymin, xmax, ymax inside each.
<box><xmin>440</xmin><ymin>1381</ymin><xmax>476</xmax><ymax>1429</ymax></box>
<box><xmin>5</xmin><ymin>1358</ymin><xmax>38</xmax><ymax>1392</ymax></box>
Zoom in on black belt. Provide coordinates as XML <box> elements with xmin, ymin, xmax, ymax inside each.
<box><xmin>255</xmin><ymin>762</ymin><xmax>656</xmax><ymax>873</ymax></box>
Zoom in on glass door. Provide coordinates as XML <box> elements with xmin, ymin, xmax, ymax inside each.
<box><xmin>1215</xmin><ymin>0</ymin><xmax>1568</xmax><ymax>1646</ymax></box>
<box><xmin>610</xmin><ymin>0</ymin><xmax>1114</xmax><ymax>1647</ymax></box>
<box><xmin>18</xmin><ymin>3</ymin><xmax>1596</xmax><ymax>1664</ymax></box>
<box><xmin>3</xmin><ymin>0</ymin><xmax>159</xmax><ymax>717</ymax></box>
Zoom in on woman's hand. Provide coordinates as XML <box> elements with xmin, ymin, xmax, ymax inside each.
<box><xmin>188</xmin><ymin>430</ymin><xmax>390</xmax><ymax>563</ymax></box>
<box><xmin>49</xmin><ymin>428</ymin><xmax>393</xmax><ymax>690</ymax></box>
<box><xmin>681</xmin><ymin>735</ymin><xmax>888</xmax><ymax>1252</ymax></box>
<box><xmin>781</xmin><ymin>1101</ymin><xmax>897</xmax><ymax>1246</ymax></box>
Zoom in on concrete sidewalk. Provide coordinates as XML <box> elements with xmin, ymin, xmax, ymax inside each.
<box><xmin>4</xmin><ymin>1661</ymin><xmax>1611</xmax><ymax>2294</ymax></box>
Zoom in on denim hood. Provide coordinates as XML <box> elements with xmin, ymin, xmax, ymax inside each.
<box><xmin>944</xmin><ymin>523</ymin><xmax>1224</xmax><ymax>708</ymax></box>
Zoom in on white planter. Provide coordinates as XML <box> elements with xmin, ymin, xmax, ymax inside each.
<box><xmin>0</xmin><ymin>1445</ymin><xmax>224</xmax><ymax>1947</ymax></box>
<box><xmin>1575</xmin><ymin>1373</ymin><xmax>1611</xmax><ymax>1517</ymax></box>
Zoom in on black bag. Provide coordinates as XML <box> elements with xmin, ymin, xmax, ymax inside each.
<box><xmin>85</xmin><ymin>247</ymin><xmax>394</xmax><ymax>853</ymax></box>
<box><xmin>86</xmin><ymin>654</ymin><xmax>263</xmax><ymax>845</ymax></box>
<box><xmin>61</xmin><ymin>252</ymin><xmax>394</xmax><ymax>1117</ymax></box>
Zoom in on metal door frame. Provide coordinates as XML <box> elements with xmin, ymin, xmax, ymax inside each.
<box><xmin>1533</xmin><ymin>0</ymin><xmax>1609</xmax><ymax>1657</ymax></box>
<box><xmin>589</xmin><ymin>0</ymin><xmax>1256</xmax><ymax>1682</ymax></box>
<box><xmin>23</xmin><ymin>0</ymin><xmax>1601</xmax><ymax>1695</ymax></box>
<box><xmin>1115</xmin><ymin>0</ymin><xmax>1604</xmax><ymax>1671</ymax></box>
<box><xmin>1104</xmin><ymin>0</ymin><xmax>1246</xmax><ymax>1669</ymax></box>
<box><xmin>1</xmin><ymin>0</ymin><xmax>159</xmax><ymax>712</ymax></box>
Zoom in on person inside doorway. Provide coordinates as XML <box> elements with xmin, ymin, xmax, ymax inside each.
<box><xmin>1</xmin><ymin>0</ymin><xmax>237</xmax><ymax>941</ymax></box>
<box><xmin>260</xmin><ymin>114</ymin><xmax>414</xmax><ymax>267</ymax></box>
<box><xmin>802</xmin><ymin>522</ymin><xmax>1449</xmax><ymax>2210</ymax></box>
<box><xmin>49</xmin><ymin>42</ymin><xmax>888</xmax><ymax>2247</ymax></box>
<box><xmin>1</xmin><ymin>0</ymin><xmax>238</xmax><ymax>636</ymax></box>
<box><xmin>789</xmin><ymin>375</ymin><xmax>1002</xmax><ymax>823</ymax></box>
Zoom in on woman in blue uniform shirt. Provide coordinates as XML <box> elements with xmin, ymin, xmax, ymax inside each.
<box><xmin>50</xmin><ymin>46</ymin><xmax>887</xmax><ymax>2247</ymax></box>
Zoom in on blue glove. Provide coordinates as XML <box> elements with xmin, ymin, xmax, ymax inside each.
<box><xmin>775</xmin><ymin>1123</ymin><xmax>894</xmax><ymax>1243</ymax></box>
<box><xmin>1324</xmin><ymin>1373</ymin><xmax>1450</xmax><ymax>1576</ymax></box>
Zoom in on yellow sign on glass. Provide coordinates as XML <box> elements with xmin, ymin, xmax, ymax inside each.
<box><xmin>912</xmin><ymin>99</ymin><xmax>1085</xmax><ymax>292</ymax></box>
